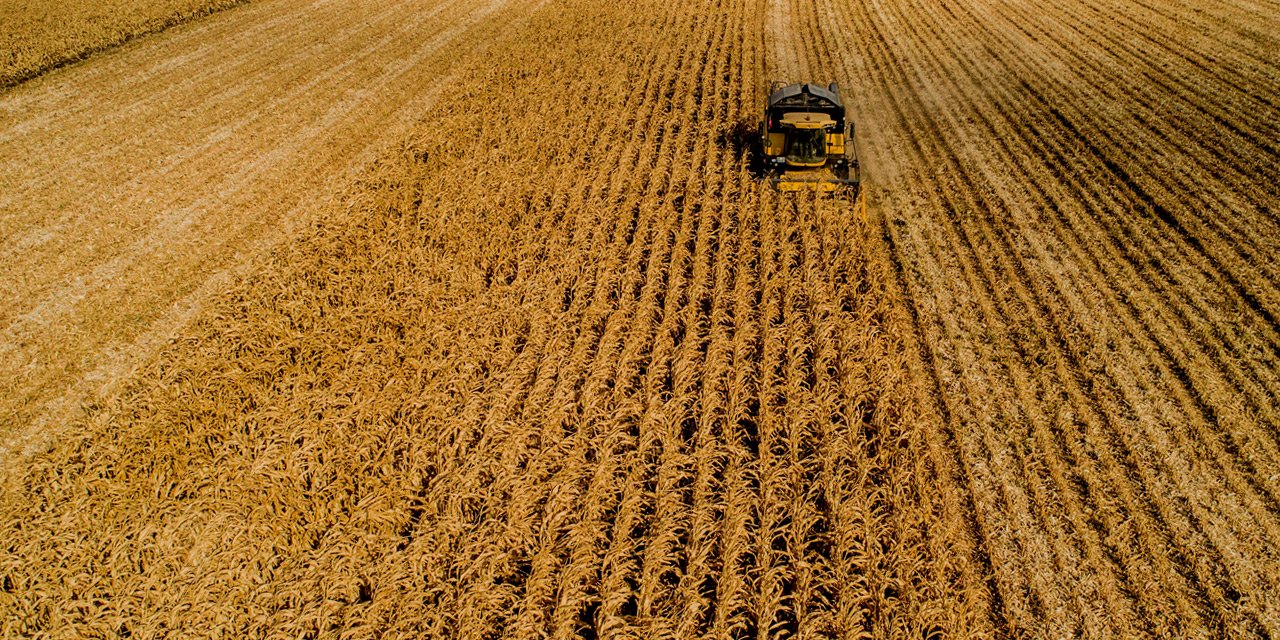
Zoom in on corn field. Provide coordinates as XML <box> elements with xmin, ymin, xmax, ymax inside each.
<box><xmin>0</xmin><ymin>0</ymin><xmax>251</xmax><ymax>88</ymax></box>
<box><xmin>1</xmin><ymin>0</ymin><xmax>1278</xmax><ymax>637</ymax></box>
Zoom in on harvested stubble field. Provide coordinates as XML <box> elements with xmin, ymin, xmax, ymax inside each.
<box><xmin>2</xmin><ymin>0</ymin><xmax>1279</xmax><ymax>637</ymax></box>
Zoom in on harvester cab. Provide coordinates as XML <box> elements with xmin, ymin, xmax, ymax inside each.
<box><xmin>759</xmin><ymin>81</ymin><xmax>861</xmax><ymax>199</ymax></box>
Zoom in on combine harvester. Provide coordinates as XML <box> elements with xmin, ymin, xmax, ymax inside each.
<box><xmin>758</xmin><ymin>81</ymin><xmax>866</xmax><ymax>219</ymax></box>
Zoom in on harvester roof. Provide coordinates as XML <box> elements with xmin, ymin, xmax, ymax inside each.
<box><xmin>766</xmin><ymin>82</ymin><xmax>843</xmax><ymax>111</ymax></box>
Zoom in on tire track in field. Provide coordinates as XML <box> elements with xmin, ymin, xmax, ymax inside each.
<box><xmin>764</xmin><ymin>0</ymin><xmax>803</xmax><ymax>81</ymax></box>
<box><xmin>0</xmin><ymin>0</ymin><xmax>532</xmax><ymax>460</ymax></box>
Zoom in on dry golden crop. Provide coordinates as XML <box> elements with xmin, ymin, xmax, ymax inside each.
<box><xmin>3</xmin><ymin>0</ymin><xmax>1279</xmax><ymax>636</ymax></box>
<box><xmin>0</xmin><ymin>0</ymin><xmax>532</xmax><ymax>455</ymax></box>
<box><xmin>0</xmin><ymin>0</ymin><xmax>251</xmax><ymax>87</ymax></box>
<box><xmin>1</xmin><ymin>0</ymin><xmax>969</xmax><ymax>636</ymax></box>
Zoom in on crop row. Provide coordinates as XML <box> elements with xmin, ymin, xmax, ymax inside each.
<box><xmin>0</xmin><ymin>0</ymin><xmax>964</xmax><ymax>637</ymax></box>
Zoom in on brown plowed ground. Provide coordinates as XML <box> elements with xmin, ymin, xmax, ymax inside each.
<box><xmin>2</xmin><ymin>0</ymin><xmax>1278</xmax><ymax>636</ymax></box>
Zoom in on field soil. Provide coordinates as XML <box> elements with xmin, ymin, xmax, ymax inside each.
<box><xmin>3</xmin><ymin>0</ymin><xmax>1279</xmax><ymax>636</ymax></box>
<box><xmin>0</xmin><ymin>0</ymin><xmax>533</xmax><ymax>460</ymax></box>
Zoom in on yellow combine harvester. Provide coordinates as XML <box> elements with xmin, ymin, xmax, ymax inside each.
<box><xmin>759</xmin><ymin>82</ymin><xmax>863</xmax><ymax>211</ymax></box>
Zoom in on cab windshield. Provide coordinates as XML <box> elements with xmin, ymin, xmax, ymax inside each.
<box><xmin>786</xmin><ymin>128</ymin><xmax>827</xmax><ymax>164</ymax></box>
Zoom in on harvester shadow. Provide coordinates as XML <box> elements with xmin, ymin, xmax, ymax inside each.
<box><xmin>717</xmin><ymin>118</ymin><xmax>766</xmax><ymax>179</ymax></box>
